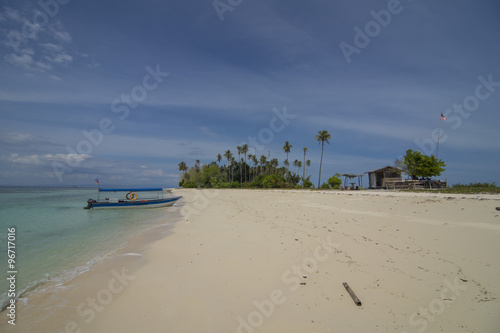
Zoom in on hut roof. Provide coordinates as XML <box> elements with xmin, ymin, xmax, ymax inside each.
<box><xmin>366</xmin><ymin>165</ymin><xmax>402</xmax><ymax>174</ymax></box>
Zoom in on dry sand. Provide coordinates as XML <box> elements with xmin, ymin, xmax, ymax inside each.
<box><xmin>6</xmin><ymin>189</ymin><xmax>499</xmax><ymax>333</ymax></box>
<box><xmin>79</xmin><ymin>189</ymin><xmax>500</xmax><ymax>333</ymax></box>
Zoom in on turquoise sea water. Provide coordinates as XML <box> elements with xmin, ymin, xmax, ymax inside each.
<box><xmin>0</xmin><ymin>187</ymin><xmax>181</xmax><ymax>310</ymax></box>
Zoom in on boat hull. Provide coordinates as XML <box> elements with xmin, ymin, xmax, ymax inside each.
<box><xmin>87</xmin><ymin>196</ymin><xmax>182</xmax><ymax>209</ymax></box>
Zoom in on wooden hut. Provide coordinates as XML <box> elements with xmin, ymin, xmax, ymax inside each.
<box><xmin>366</xmin><ymin>166</ymin><xmax>402</xmax><ymax>189</ymax></box>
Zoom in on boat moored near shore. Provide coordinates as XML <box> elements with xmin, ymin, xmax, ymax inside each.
<box><xmin>84</xmin><ymin>187</ymin><xmax>182</xmax><ymax>209</ymax></box>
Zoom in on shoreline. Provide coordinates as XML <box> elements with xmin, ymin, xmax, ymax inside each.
<box><xmin>85</xmin><ymin>189</ymin><xmax>499</xmax><ymax>332</ymax></box>
<box><xmin>0</xmin><ymin>199</ymin><xmax>184</xmax><ymax>333</ymax></box>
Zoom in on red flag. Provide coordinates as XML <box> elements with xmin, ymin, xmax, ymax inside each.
<box><xmin>440</xmin><ymin>113</ymin><xmax>447</xmax><ymax>121</ymax></box>
<box><xmin>94</xmin><ymin>179</ymin><xmax>99</xmax><ymax>184</ymax></box>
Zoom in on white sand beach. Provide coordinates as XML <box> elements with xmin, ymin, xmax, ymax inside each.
<box><xmin>79</xmin><ymin>189</ymin><xmax>500</xmax><ymax>333</ymax></box>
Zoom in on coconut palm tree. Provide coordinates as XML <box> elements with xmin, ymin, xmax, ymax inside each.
<box><xmin>217</xmin><ymin>154</ymin><xmax>222</xmax><ymax>166</ymax></box>
<box><xmin>230</xmin><ymin>157</ymin><xmax>236</xmax><ymax>185</ymax></box>
<box><xmin>260</xmin><ymin>155</ymin><xmax>267</xmax><ymax>175</ymax></box>
<box><xmin>283</xmin><ymin>141</ymin><xmax>292</xmax><ymax>171</ymax></box>
<box><xmin>271</xmin><ymin>158</ymin><xmax>279</xmax><ymax>175</ymax></box>
<box><xmin>252</xmin><ymin>155</ymin><xmax>259</xmax><ymax>181</ymax></box>
<box><xmin>237</xmin><ymin>146</ymin><xmax>243</xmax><ymax>187</ymax></box>
<box><xmin>241</xmin><ymin>144</ymin><xmax>249</xmax><ymax>183</ymax></box>
<box><xmin>178</xmin><ymin>161</ymin><xmax>188</xmax><ymax>173</ymax></box>
<box><xmin>306</xmin><ymin>160</ymin><xmax>311</xmax><ymax>178</ymax></box>
<box><xmin>248</xmin><ymin>154</ymin><xmax>253</xmax><ymax>180</ymax></box>
<box><xmin>302</xmin><ymin>147</ymin><xmax>308</xmax><ymax>182</ymax></box>
<box><xmin>224</xmin><ymin>150</ymin><xmax>232</xmax><ymax>182</ymax></box>
<box><xmin>293</xmin><ymin>159</ymin><xmax>299</xmax><ymax>174</ymax></box>
<box><xmin>283</xmin><ymin>159</ymin><xmax>290</xmax><ymax>172</ymax></box>
<box><xmin>315</xmin><ymin>130</ymin><xmax>332</xmax><ymax>188</ymax></box>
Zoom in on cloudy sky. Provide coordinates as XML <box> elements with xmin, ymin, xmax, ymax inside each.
<box><xmin>0</xmin><ymin>0</ymin><xmax>499</xmax><ymax>187</ymax></box>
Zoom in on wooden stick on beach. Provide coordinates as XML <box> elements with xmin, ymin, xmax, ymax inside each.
<box><xmin>343</xmin><ymin>282</ymin><xmax>362</xmax><ymax>306</ymax></box>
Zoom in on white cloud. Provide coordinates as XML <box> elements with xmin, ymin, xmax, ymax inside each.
<box><xmin>3</xmin><ymin>7</ymin><xmax>23</xmax><ymax>23</ymax></box>
<box><xmin>36</xmin><ymin>61</ymin><xmax>52</xmax><ymax>70</ymax></box>
<box><xmin>49</xmin><ymin>74</ymin><xmax>62</xmax><ymax>81</ymax></box>
<box><xmin>140</xmin><ymin>168</ymin><xmax>165</xmax><ymax>177</ymax></box>
<box><xmin>200</xmin><ymin>126</ymin><xmax>219</xmax><ymax>137</ymax></box>
<box><xmin>39</xmin><ymin>42</ymin><xmax>63</xmax><ymax>53</ymax></box>
<box><xmin>5</xmin><ymin>153</ymin><xmax>92</xmax><ymax>166</ymax></box>
<box><xmin>2</xmin><ymin>132</ymin><xmax>36</xmax><ymax>143</ymax></box>
<box><xmin>4</xmin><ymin>53</ymin><xmax>34</xmax><ymax>69</ymax></box>
<box><xmin>53</xmin><ymin>31</ymin><xmax>72</xmax><ymax>43</ymax></box>
<box><xmin>47</xmin><ymin>52</ymin><xmax>73</xmax><ymax>65</ymax></box>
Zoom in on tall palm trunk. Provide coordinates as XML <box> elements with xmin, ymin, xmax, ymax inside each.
<box><xmin>318</xmin><ymin>141</ymin><xmax>324</xmax><ymax>188</ymax></box>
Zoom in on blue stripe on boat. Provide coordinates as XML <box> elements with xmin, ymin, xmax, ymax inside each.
<box><xmin>98</xmin><ymin>188</ymin><xmax>164</xmax><ymax>192</ymax></box>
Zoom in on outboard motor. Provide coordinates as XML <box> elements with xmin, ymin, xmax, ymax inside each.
<box><xmin>84</xmin><ymin>199</ymin><xmax>97</xmax><ymax>209</ymax></box>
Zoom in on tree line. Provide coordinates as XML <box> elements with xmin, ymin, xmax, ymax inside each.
<box><xmin>178</xmin><ymin>130</ymin><xmax>341</xmax><ymax>189</ymax></box>
<box><xmin>178</xmin><ymin>132</ymin><xmax>447</xmax><ymax>189</ymax></box>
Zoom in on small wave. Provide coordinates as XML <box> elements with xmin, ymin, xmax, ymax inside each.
<box><xmin>122</xmin><ymin>252</ymin><xmax>144</xmax><ymax>257</ymax></box>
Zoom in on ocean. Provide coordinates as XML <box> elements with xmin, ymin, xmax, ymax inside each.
<box><xmin>0</xmin><ymin>187</ymin><xmax>182</xmax><ymax>313</ymax></box>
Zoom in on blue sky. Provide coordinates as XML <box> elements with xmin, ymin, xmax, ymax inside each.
<box><xmin>0</xmin><ymin>0</ymin><xmax>499</xmax><ymax>187</ymax></box>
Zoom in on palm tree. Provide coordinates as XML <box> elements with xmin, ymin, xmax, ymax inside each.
<box><xmin>248</xmin><ymin>154</ymin><xmax>253</xmax><ymax>181</ymax></box>
<box><xmin>241</xmin><ymin>144</ymin><xmax>249</xmax><ymax>183</ymax></box>
<box><xmin>315</xmin><ymin>130</ymin><xmax>332</xmax><ymax>188</ymax></box>
<box><xmin>306</xmin><ymin>160</ymin><xmax>311</xmax><ymax>178</ymax></box>
<box><xmin>195</xmin><ymin>160</ymin><xmax>201</xmax><ymax>172</ymax></box>
<box><xmin>283</xmin><ymin>141</ymin><xmax>292</xmax><ymax>171</ymax></box>
<box><xmin>252</xmin><ymin>155</ymin><xmax>259</xmax><ymax>181</ymax></box>
<box><xmin>271</xmin><ymin>158</ymin><xmax>279</xmax><ymax>175</ymax></box>
<box><xmin>260</xmin><ymin>155</ymin><xmax>267</xmax><ymax>175</ymax></box>
<box><xmin>230</xmin><ymin>157</ymin><xmax>236</xmax><ymax>184</ymax></box>
<box><xmin>302</xmin><ymin>147</ymin><xmax>308</xmax><ymax>182</ymax></box>
<box><xmin>293</xmin><ymin>159</ymin><xmax>300</xmax><ymax>174</ymax></box>
<box><xmin>224</xmin><ymin>150</ymin><xmax>232</xmax><ymax>183</ymax></box>
<box><xmin>217</xmin><ymin>154</ymin><xmax>222</xmax><ymax>166</ymax></box>
<box><xmin>237</xmin><ymin>146</ymin><xmax>243</xmax><ymax>187</ymax></box>
<box><xmin>283</xmin><ymin>159</ymin><xmax>290</xmax><ymax>172</ymax></box>
<box><xmin>178</xmin><ymin>161</ymin><xmax>188</xmax><ymax>173</ymax></box>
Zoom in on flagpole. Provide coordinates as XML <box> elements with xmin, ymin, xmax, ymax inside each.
<box><xmin>436</xmin><ymin>116</ymin><xmax>442</xmax><ymax>158</ymax></box>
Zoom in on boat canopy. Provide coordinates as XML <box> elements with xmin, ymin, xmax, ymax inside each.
<box><xmin>98</xmin><ymin>188</ymin><xmax>164</xmax><ymax>192</ymax></box>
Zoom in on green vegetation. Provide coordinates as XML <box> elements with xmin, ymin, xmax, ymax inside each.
<box><xmin>328</xmin><ymin>173</ymin><xmax>342</xmax><ymax>189</ymax></box>
<box><xmin>395</xmin><ymin>149</ymin><xmax>446</xmax><ymax>179</ymax></box>
<box><xmin>179</xmin><ymin>131</ymin><xmax>338</xmax><ymax>189</ymax></box>
<box><xmin>434</xmin><ymin>182</ymin><xmax>500</xmax><ymax>194</ymax></box>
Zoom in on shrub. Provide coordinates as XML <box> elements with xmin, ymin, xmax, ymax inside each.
<box><xmin>327</xmin><ymin>174</ymin><xmax>342</xmax><ymax>189</ymax></box>
<box><xmin>262</xmin><ymin>175</ymin><xmax>286</xmax><ymax>188</ymax></box>
<box><xmin>251</xmin><ymin>175</ymin><xmax>267</xmax><ymax>188</ymax></box>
